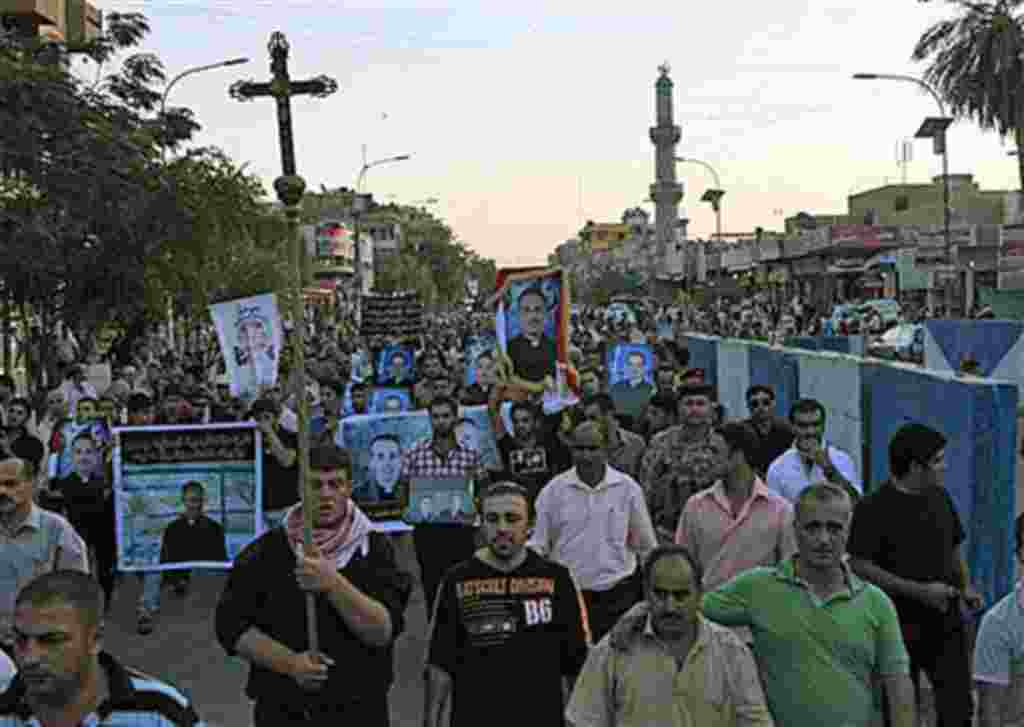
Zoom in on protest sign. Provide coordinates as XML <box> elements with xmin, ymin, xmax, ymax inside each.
<box><xmin>404</xmin><ymin>478</ymin><xmax>475</xmax><ymax>525</ymax></box>
<box><xmin>360</xmin><ymin>293</ymin><xmax>424</xmax><ymax>337</ymax></box>
<box><xmin>339</xmin><ymin>405</ymin><xmax>499</xmax><ymax>521</ymax></box>
<box><xmin>369</xmin><ymin>387</ymin><xmax>413</xmax><ymax>414</ymax></box>
<box><xmin>606</xmin><ymin>343</ymin><xmax>656</xmax><ymax>419</ymax></box>
<box><xmin>376</xmin><ymin>345</ymin><xmax>416</xmax><ymax>386</ymax></box>
<box><xmin>463</xmin><ymin>334</ymin><xmax>498</xmax><ymax>386</ymax></box>
<box><xmin>210</xmin><ymin>293</ymin><xmax>283</xmax><ymax>400</ymax></box>
<box><xmin>113</xmin><ymin>423</ymin><xmax>261</xmax><ymax>572</ymax></box>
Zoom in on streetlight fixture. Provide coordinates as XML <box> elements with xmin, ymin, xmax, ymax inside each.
<box><xmin>160</xmin><ymin>57</ymin><xmax>250</xmax><ymax>158</ymax></box>
<box><xmin>351</xmin><ymin>151</ymin><xmax>412</xmax><ymax>296</ymax></box>
<box><xmin>675</xmin><ymin>157</ymin><xmax>724</xmax><ymax>241</ymax></box>
<box><xmin>852</xmin><ymin>72</ymin><xmax>954</xmax><ymax>309</ymax></box>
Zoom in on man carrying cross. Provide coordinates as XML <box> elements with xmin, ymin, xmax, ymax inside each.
<box><xmin>214</xmin><ymin>445</ymin><xmax>412</xmax><ymax>725</ymax></box>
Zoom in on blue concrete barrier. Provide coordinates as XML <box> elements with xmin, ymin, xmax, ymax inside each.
<box><xmin>681</xmin><ymin>332</ymin><xmax>1018</xmax><ymax>607</ymax></box>
<box><xmin>924</xmin><ymin>320</ymin><xmax>1024</xmax><ymax>399</ymax></box>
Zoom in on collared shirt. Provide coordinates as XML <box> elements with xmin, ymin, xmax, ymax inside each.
<box><xmin>675</xmin><ymin>477</ymin><xmax>797</xmax><ymax>591</ymax></box>
<box><xmin>973</xmin><ymin>580</ymin><xmax>1024</xmax><ymax>727</ymax></box>
<box><xmin>0</xmin><ymin>651</ymin><xmax>204</xmax><ymax>726</ymax></box>
<box><xmin>765</xmin><ymin>445</ymin><xmax>861</xmax><ymax>503</ymax></box>
<box><xmin>567</xmin><ymin>612</ymin><xmax>774</xmax><ymax>727</ymax></box>
<box><xmin>0</xmin><ymin>505</ymin><xmax>89</xmax><ymax>646</ymax></box>
<box><xmin>529</xmin><ymin>466</ymin><xmax>657</xmax><ymax>592</ymax></box>
<box><xmin>702</xmin><ymin>557</ymin><xmax>909</xmax><ymax>727</ymax></box>
<box><xmin>607</xmin><ymin>427</ymin><xmax>645</xmax><ymax>481</ymax></box>
<box><xmin>400</xmin><ymin>439</ymin><xmax>487</xmax><ymax>483</ymax></box>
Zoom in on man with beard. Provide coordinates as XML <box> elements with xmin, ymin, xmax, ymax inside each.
<box><xmin>402</xmin><ymin>397</ymin><xmax>489</xmax><ymax>610</ymax></box>
<box><xmin>581</xmin><ymin>394</ymin><xmax>645</xmax><ymax>480</ymax></box>
<box><xmin>742</xmin><ymin>385</ymin><xmax>793</xmax><ymax>478</ymax></box>
<box><xmin>424</xmin><ymin>482</ymin><xmax>590</xmax><ymax>727</ymax></box>
<box><xmin>530</xmin><ymin>422</ymin><xmax>657</xmax><ymax>642</ymax></box>
<box><xmin>640</xmin><ymin>383</ymin><xmax>724</xmax><ymax>544</ymax></box>
<box><xmin>569</xmin><ymin>547</ymin><xmax>772</xmax><ymax>727</ymax></box>
<box><xmin>344</xmin><ymin>382</ymin><xmax>370</xmax><ymax>417</ymax></box>
<box><xmin>497</xmin><ymin>402</ymin><xmax>571</xmax><ymax>506</ymax></box>
<box><xmin>216</xmin><ymin>445</ymin><xmax>412</xmax><ymax>726</ymax></box>
<box><xmin>1</xmin><ymin>571</ymin><xmax>203</xmax><ymax>725</ymax></box>
<box><xmin>766</xmin><ymin>399</ymin><xmax>860</xmax><ymax>504</ymax></box>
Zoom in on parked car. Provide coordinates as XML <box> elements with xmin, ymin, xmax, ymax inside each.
<box><xmin>868</xmin><ymin>323</ymin><xmax>923</xmax><ymax>363</ymax></box>
<box><xmin>858</xmin><ymin>298</ymin><xmax>902</xmax><ymax>327</ymax></box>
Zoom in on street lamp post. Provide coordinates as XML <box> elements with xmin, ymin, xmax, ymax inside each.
<box><xmin>352</xmin><ymin>150</ymin><xmax>411</xmax><ymax>296</ymax></box>
<box><xmin>160</xmin><ymin>57</ymin><xmax>249</xmax><ymax>159</ymax></box>
<box><xmin>675</xmin><ymin>157</ymin><xmax>724</xmax><ymax>240</ymax></box>
<box><xmin>853</xmin><ymin>73</ymin><xmax>954</xmax><ymax>312</ymax></box>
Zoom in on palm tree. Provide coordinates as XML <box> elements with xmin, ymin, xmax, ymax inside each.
<box><xmin>913</xmin><ymin>0</ymin><xmax>1024</xmax><ymax>198</ymax></box>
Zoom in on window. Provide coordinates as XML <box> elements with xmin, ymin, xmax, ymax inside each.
<box><xmin>894</xmin><ymin>195</ymin><xmax>909</xmax><ymax>212</ymax></box>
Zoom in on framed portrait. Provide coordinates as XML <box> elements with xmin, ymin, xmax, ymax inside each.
<box><xmin>463</xmin><ymin>334</ymin><xmax>499</xmax><ymax>386</ymax></box>
<box><xmin>404</xmin><ymin>477</ymin><xmax>476</xmax><ymax>525</ymax></box>
<box><xmin>209</xmin><ymin>293</ymin><xmax>282</xmax><ymax>399</ymax></box>
<box><xmin>376</xmin><ymin>345</ymin><xmax>415</xmax><ymax>387</ymax></box>
<box><xmin>113</xmin><ymin>423</ymin><xmax>261</xmax><ymax>572</ymax></box>
<box><xmin>606</xmin><ymin>343</ymin><xmax>656</xmax><ymax>419</ymax></box>
<box><xmin>368</xmin><ymin>387</ymin><xmax>413</xmax><ymax>415</ymax></box>
<box><xmin>494</xmin><ymin>268</ymin><xmax>569</xmax><ymax>389</ymax></box>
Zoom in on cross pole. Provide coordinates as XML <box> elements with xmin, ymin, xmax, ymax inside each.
<box><xmin>230</xmin><ymin>31</ymin><xmax>338</xmax><ymax>654</ymax></box>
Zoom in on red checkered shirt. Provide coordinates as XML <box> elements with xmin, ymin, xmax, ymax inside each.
<box><xmin>400</xmin><ymin>439</ymin><xmax>487</xmax><ymax>482</ymax></box>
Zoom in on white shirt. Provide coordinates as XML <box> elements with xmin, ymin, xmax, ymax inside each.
<box><xmin>765</xmin><ymin>445</ymin><xmax>861</xmax><ymax>503</ymax></box>
<box><xmin>973</xmin><ymin>581</ymin><xmax>1024</xmax><ymax>726</ymax></box>
<box><xmin>529</xmin><ymin>465</ymin><xmax>657</xmax><ymax>592</ymax></box>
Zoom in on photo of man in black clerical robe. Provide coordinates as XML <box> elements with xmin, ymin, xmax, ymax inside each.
<box><xmin>159</xmin><ymin>480</ymin><xmax>229</xmax><ymax>574</ymax></box>
<box><xmin>506</xmin><ymin>286</ymin><xmax>558</xmax><ymax>384</ymax></box>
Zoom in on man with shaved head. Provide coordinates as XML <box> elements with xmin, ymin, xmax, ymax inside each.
<box><xmin>530</xmin><ymin>421</ymin><xmax>657</xmax><ymax>641</ymax></box>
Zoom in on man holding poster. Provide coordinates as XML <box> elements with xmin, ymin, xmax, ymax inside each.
<box><xmin>210</xmin><ymin>294</ymin><xmax>283</xmax><ymax>401</ymax></box>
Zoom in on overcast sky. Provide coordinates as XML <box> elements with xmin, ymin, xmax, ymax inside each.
<box><xmin>87</xmin><ymin>1</ymin><xmax>1023</xmax><ymax>267</ymax></box>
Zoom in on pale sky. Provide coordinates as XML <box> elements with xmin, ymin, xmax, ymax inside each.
<box><xmin>86</xmin><ymin>0</ymin><xmax>1024</xmax><ymax>267</ymax></box>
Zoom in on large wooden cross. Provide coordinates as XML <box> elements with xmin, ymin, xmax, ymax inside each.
<box><xmin>229</xmin><ymin>32</ymin><xmax>338</xmax><ymax>653</ymax></box>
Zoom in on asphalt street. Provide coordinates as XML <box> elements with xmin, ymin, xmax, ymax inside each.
<box><xmin>102</xmin><ymin>534</ymin><xmax>428</xmax><ymax>727</ymax></box>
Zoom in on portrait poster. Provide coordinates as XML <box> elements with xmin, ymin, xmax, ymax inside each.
<box><xmin>209</xmin><ymin>293</ymin><xmax>283</xmax><ymax>400</ymax></box>
<box><xmin>375</xmin><ymin>346</ymin><xmax>416</xmax><ymax>387</ymax></box>
<box><xmin>112</xmin><ymin>423</ymin><xmax>261</xmax><ymax>572</ymax></box>
<box><xmin>339</xmin><ymin>405</ymin><xmax>500</xmax><ymax>521</ymax></box>
<box><xmin>50</xmin><ymin>417</ymin><xmax>112</xmax><ymax>480</ymax></box>
<box><xmin>606</xmin><ymin>343</ymin><xmax>656</xmax><ymax>419</ymax></box>
<box><xmin>368</xmin><ymin>387</ymin><xmax>413</xmax><ymax>415</ymax></box>
<box><xmin>404</xmin><ymin>478</ymin><xmax>475</xmax><ymax>525</ymax></box>
<box><xmin>491</xmin><ymin>268</ymin><xmax>573</xmax><ymax>403</ymax></box>
<box><xmin>463</xmin><ymin>333</ymin><xmax>499</xmax><ymax>386</ymax></box>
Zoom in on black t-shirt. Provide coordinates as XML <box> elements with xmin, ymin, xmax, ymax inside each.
<box><xmin>496</xmin><ymin>430</ymin><xmax>571</xmax><ymax>506</ymax></box>
<box><xmin>262</xmin><ymin>428</ymin><xmax>299</xmax><ymax>511</ymax></box>
<box><xmin>847</xmin><ymin>481</ymin><xmax>965</xmax><ymax>628</ymax></box>
<box><xmin>427</xmin><ymin>550</ymin><xmax>590</xmax><ymax>727</ymax></box>
<box><xmin>506</xmin><ymin>335</ymin><xmax>557</xmax><ymax>383</ymax></box>
<box><xmin>745</xmin><ymin>417</ymin><xmax>794</xmax><ymax>477</ymax></box>
<box><xmin>160</xmin><ymin>515</ymin><xmax>229</xmax><ymax>564</ymax></box>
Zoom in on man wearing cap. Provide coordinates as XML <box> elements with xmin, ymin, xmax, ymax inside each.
<box><xmin>848</xmin><ymin>423</ymin><xmax>980</xmax><ymax>727</ymax></box>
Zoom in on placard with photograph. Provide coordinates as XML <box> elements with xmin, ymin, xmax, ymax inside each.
<box><xmin>113</xmin><ymin>423</ymin><xmax>261</xmax><ymax>572</ymax></box>
<box><xmin>494</xmin><ymin>268</ymin><xmax>568</xmax><ymax>388</ymax></box>
<box><xmin>369</xmin><ymin>387</ymin><xmax>413</xmax><ymax>414</ymax></box>
<box><xmin>339</xmin><ymin>405</ymin><xmax>500</xmax><ymax>520</ymax></box>
<box><xmin>376</xmin><ymin>345</ymin><xmax>415</xmax><ymax>387</ymax></box>
<box><xmin>463</xmin><ymin>334</ymin><xmax>499</xmax><ymax>386</ymax></box>
<box><xmin>404</xmin><ymin>477</ymin><xmax>476</xmax><ymax>525</ymax></box>
<box><xmin>606</xmin><ymin>343</ymin><xmax>656</xmax><ymax>419</ymax></box>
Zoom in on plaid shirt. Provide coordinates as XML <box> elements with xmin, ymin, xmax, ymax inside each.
<box><xmin>400</xmin><ymin>438</ymin><xmax>487</xmax><ymax>483</ymax></box>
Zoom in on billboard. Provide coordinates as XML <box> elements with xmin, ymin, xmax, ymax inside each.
<box><xmin>315</xmin><ymin>220</ymin><xmax>355</xmax><ymax>259</ymax></box>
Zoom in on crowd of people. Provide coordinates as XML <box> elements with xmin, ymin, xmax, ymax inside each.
<box><xmin>0</xmin><ymin>296</ymin><xmax>1019</xmax><ymax>726</ymax></box>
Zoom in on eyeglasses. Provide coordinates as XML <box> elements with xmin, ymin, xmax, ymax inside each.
<box><xmin>748</xmin><ymin>397</ymin><xmax>773</xmax><ymax>408</ymax></box>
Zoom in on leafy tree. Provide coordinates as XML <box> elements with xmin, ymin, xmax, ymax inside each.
<box><xmin>0</xmin><ymin>12</ymin><xmax>201</xmax><ymax>385</ymax></box>
<box><xmin>913</xmin><ymin>1</ymin><xmax>1024</xmax><ymax>192</ymax></box>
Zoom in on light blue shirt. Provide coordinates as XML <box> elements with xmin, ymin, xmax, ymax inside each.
<box><xmin>765</xmin><ymin>445</ymin><xmax>861</xmax><ymax>503</ymax></box>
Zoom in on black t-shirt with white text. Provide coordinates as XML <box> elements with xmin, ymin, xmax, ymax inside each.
<box><xmin>427</xmin><ymin>549</ymin><xmax>590</xmax><ymax>727</ymax></box>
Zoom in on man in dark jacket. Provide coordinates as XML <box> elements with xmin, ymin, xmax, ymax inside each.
<box><xmin>215</xmin><ymin>445</ymin><xmax>412</xmax><ymax>726</ymax></box>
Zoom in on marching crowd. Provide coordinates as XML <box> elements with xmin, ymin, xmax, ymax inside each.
<box><xmin>0</xmin><ymin>299</ymin><xmax>1021</xmax><ymax>726</ymax></box>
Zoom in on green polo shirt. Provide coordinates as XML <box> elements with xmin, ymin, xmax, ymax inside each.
<box><xmin>702</xmin><ymin>557</ymin><xmax>909</xmax><ymax>727</ymax></box>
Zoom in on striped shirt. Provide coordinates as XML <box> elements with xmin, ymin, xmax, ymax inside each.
<box><xmin>0</xmin><ymin>651</ymin><xmax>203</xmax><ymax>726</ymax></box>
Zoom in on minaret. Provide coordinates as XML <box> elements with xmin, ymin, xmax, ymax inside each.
<box><xmin>649</xmin><ymin>63</ymin><xmax>683</xmax><ymax>260</ymax></box>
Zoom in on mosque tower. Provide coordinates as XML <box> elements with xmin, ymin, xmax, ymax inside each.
<box><xmin>649</xmin><ymin>63</ymin><xmax>683</xmax><ymax>260</ymax></box>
